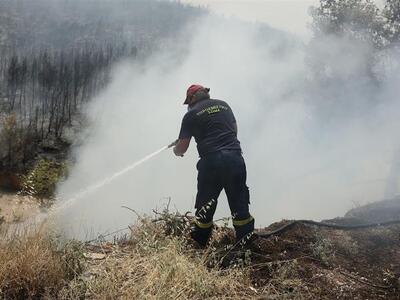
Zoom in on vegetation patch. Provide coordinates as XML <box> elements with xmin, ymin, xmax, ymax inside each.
<box><xmin>21</xmin><ymin>158</ymin><xmax>68</xmax><ymax>202</ymax></box>
<box><xmin>0</xmin><ymin>229</ymin><xmax>84</xmax><ymax>299</ymax></box>
<box><xmin>78</xmin><ymin>216</ymin><xmax>253</xmax><ymax>300</ymax></box>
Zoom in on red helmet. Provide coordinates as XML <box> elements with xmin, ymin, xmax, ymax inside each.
<box><xmin>183</xmin><ymin>84</ymin><xmax>209</xmax><ymax>104</ymax></box>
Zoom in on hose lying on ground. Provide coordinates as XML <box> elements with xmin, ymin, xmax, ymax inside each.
<box><xmin>256</xmin><ymin>219</ymin><xmax>400</xmax><ymax>239</ymax></box>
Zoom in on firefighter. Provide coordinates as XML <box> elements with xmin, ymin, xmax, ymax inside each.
<box><xmin>172</xmin><ymin>84</ymin><xmax>254</xmax><ymax>247</ymax></box>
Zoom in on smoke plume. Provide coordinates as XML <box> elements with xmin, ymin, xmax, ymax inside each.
<box><xmin>56</xmin><ymin>15</ymin><xmax>400</xmax><ymax>239</ymax></box>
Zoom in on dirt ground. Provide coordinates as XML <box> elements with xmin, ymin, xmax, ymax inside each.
<box><xmin>0</xmin><ymin>190</ymin><xmax>42</xmax><ymax>224</ymax></box>
<box><xmin>248</xmin><ymin>221</ymin><xmax>400</xmax><ymax>299</ymax></box>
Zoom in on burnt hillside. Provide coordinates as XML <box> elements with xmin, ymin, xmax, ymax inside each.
<box><xmin>0</xmin><ymin>0</ymin><xmax>206</xmax><ymax>179</ymax></box>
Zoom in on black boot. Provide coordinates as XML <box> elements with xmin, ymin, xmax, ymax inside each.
<box><xmin>234</xmin><ymin>217</ymin><xmax>255</xmax><ymax>243</ymax></box>
<box><xmin>190</xmin><ymin>224</ymin><xmax>213</xmax><ymax>248</ymax></box>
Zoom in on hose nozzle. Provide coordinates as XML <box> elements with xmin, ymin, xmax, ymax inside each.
<box><xmin>168</xmin><ymin>139</ymin><xmax>179</xmax><ymax>148</ymax></box>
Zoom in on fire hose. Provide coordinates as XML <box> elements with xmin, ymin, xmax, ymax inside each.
<box><xmin>256</xmin><ymin>219</ymin><xmax>400</xmax><ymax>239</ymax></box>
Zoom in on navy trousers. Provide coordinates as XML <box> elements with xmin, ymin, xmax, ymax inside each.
<box><xmin>191</xmin><ymin>150</ymin><xmax>254</xmax><ymax>246</ymax></box>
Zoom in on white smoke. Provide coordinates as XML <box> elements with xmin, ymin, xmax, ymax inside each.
<box><xmin>56</xmin><ymin>15</ymin><xmax>400</xmax><ymax>239</ymax></box>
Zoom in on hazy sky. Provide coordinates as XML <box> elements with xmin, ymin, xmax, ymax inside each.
<box><xmin>181</xmin><ymin>0</ymin><xmax>386</xmax><ymax>37</ymax></box>
<box><xmin>181</xmin><ymin>0</ymin><xmax>319</xmax><ymax>36</ymax></box>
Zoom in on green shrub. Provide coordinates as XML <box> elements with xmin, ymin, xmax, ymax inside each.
<box><xmin>21</xmin><ymin>158</ymin><xmax>68</xmax><ymax>201</ymax></box>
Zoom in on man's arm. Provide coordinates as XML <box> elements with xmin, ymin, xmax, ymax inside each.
<box><xmin>233</xmin><ymin>122</ymin><xmax>238</xmax><ymax>135</ymax></box>
<box><xmin>173</xmin><ymin>138</ymin><xmax>191</xmax><ymax>156</ymax></box>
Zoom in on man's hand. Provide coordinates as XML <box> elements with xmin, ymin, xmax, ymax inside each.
<box><xmin>173</xmin><ymin>148</ymin><xmax>184</xmax><ymax>157</ymax></box>
<box><xmin>173</xmin><ymin>138</ymin><xmax>191</xmax><ymax>157</ymax></box>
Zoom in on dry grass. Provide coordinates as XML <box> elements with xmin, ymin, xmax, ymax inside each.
<box><xmin>0</xmin><ymin>214</ymin><xmax>256</xmax><ymax>299</ymax></box>
<box><xmin>0</xmin><ymin>226</ymin><xmax>84</xmax><ymax>299</ymax></box>
<box><xmin>254</xmin><ymin>259</ymin><xmax>314</xmax><ymax>299</ymax></box>
<box><xmin>310</xmin><ymin>232</ymin><xmax>335</xmax><ymax>266</ymax></box>
<box><xmin>84</xmin><ymin>218</ymin><xmax>254</xmax><ymax>300</ymax></box>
